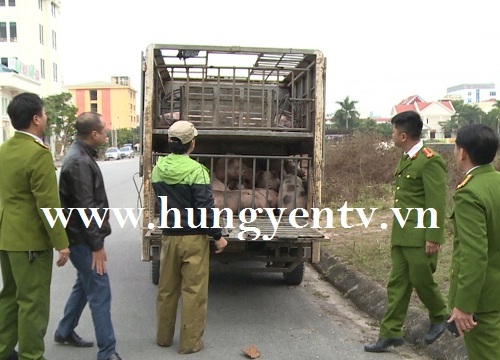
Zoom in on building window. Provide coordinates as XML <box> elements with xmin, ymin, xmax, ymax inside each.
<box><xmin>490</xmin><ymin>91</ymin><xmax>496</xmax><ymax>97</ymax></box>
<box><xmin>8</xmin><ymin>0</ymin><xmax>14</xmax><ymax>5</ymax></box>
<box><xmin>52</xmin><ymin>30</ymin><xmax>57</xmax><ymax>50</ymax></box>
<box><xmin>52</xmin><ymin>62</ymin><xmax>57</xmax><ymax>82</ymax></box>
<box><xmin>0</xmin><ymin>0</ymin><xmax>5</xmax><ymax>6</ymax></box>
<box><xmin>1</xmin><ymin>57</ymin><xmax>7</xmax><ymax>66</ymax></box>
<box><xmin>51</xmin><ymin>2</ymin><xmax>57</xmax><ymax>16</ymax></box>
<box><xmin>0</xmin><ymin>23</ymin><xmax>6</xmax><ymax>42</ymax></box>
<box><xmin>39</xmin><ymin>24</ymin><xmax>44</xmax><ymax>45</ymax></box>
<box><xmin>9</xmin><ymin>22</ymin><xmax>16</xmax><ymax>42</ymax></box>
<box><xmin>90</xmin><ymin>90</ymin><xmax>97</xmax><ymax>101</ymax></box>
<box><xmin>90</xmin><ymin>103</ymin><xmax>98</xmax><ymax>112</ymax></box>
<box><xmin>40</xmin><ymin>58</ymin><xmax>45</xmax><ymax>79</ymax></box>
<box><xmin>38</xmin><ymin>0</ymin><xmax>42</xmax><ymax>10</ymax></box>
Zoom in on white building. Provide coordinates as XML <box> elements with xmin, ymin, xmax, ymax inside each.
<box><xmin>446</xmin><ymin>83</ymin><xmax>497</xmax><ymax>104</ymax></box>
<box><xmin>390</xmin><ymin>95</ymin><xmax>456</xmax><ymax>139</ymax></box>
<box><xmin>0</xmin><ymin>0</ymin><xmax>62</xmax><ymax>143</ymax></box>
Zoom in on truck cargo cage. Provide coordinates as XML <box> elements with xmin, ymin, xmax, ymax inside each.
<box><xmin>152</xmin><ymin>46</ymin><xmax>319</xmax><ymax>133</ymax></box>
<box><xmin>140</xmin><ymin>44</ymin><xmax>327</xmax><ymax>285</ymax></box>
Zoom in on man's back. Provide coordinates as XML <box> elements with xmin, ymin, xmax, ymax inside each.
<box><xmin>451</xmin><ymin>166</ymin><xmax>500</xmax><ymax>313</ymax></box>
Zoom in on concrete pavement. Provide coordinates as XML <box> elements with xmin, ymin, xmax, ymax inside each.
<box><xmin>313</xmin><ymin>251</ymin><xmax>468</xmax><ymax>360</ymax></box>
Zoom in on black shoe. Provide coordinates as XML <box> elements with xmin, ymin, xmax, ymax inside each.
<box><xmin>425</xmin><ymin>320</ymin><xmax>447</xmax><ymax>344</ymax></box>
<box><xmin>106</xmin><ymin>353</ymin><xmax>122</xmax><ymax>360</ymax></box>
<box><xmin>54</xmin><ymin>330</ymin><xmax>94</xmax><ymax>347</ymax></box>
<box><xmin>364</xmin><ymin>337</ymin><xmax>404</xmax><ymax>352</ymax></box>
<box><xmin>6</xmin><ymin>350</ymin><xmax>18</xmax><ymax>360</ymax></box>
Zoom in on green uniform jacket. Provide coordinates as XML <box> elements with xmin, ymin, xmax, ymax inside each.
<box><xmin>0</xmin><ymin>132</ymin><xmax>69</xmax><ymax>251</ymax></box>
<box><xmin>449</xmin><ymin>164</ymin><xmax>500</xmax><ymax>313</ymax></box>
<box><xmin>391</xmin><ymin>148</ymin><xmax>447</xmax><ymax>247</ymax></box>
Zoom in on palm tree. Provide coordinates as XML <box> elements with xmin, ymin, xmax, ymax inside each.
<box><xmin>334</xmin><ymin>96</ymin><xmax>360</xmax><ymax>131</ymax></box>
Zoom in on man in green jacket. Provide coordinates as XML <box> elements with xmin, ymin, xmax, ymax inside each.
<box><xmin>152</xmin><ymin>120</ymin><xmax>227</xmax><ymax>354</ymax></box>
<box><xmin>365</xmin><ymin>110</ymin><xmax>449</xmax><ymax>352</ymax></box>
<box><xmin>448</xmin><ymin>124</ymin><xmax>500</xmax><ymax>360</ymax></box>
<box><xmin>0</xmin><ymin>93</ymin><xmax>70</xmax><ymax>360</ymax></box>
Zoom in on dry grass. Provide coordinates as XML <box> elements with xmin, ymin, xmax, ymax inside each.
<box><xmin>321</xmin><ymin>134</ymin><xmax>500</xmax><ymax>304</ymax></box>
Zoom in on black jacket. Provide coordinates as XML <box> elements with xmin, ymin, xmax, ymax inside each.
<box><xmin>59</xmin><ymin>139</ymin><xmax>111</xmax><ymax>250</ymax></box>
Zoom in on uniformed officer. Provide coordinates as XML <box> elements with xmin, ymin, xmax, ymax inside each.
<box><xmin>364</xmin><ymin>110</ymin><xmax>449</xmax><ymax>353</ymax></box>
<box><xmin>448</xmin><ymin>123</ymin><xmax>500</xmax><ymax>360</ymax></box>
<box><xmin>0</xmin><ymin>93</ymin><xmax>70</xmax><ymax>360</ymax></box>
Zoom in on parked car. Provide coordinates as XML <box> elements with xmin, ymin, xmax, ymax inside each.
<box><xmin>104</xmin><ymin>147</ymin><xmax>121</xmax><ymax>161</ymax></box>
<box><xmin>119</xmin><ymin>146</ymin><xmax>134</xmax><ymax>158</ymax></box>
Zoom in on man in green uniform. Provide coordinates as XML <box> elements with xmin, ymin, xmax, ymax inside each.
<box><xmin>365</xmin><ymin>110</ymin><xmax>449</xmax><ymax>352</ymax></box>
<box><xmin>0</xmin><ymin>93</ymin><xmax>70</xmax><ymax>360</ymax></box>
<box><xmin>448</xmin><ymin>124</ymin><xmax>500</xmax><ymax>360</ymax></box>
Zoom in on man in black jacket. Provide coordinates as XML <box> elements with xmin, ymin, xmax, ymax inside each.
<box><xmin>53</xmin><ymin>112</ymin><xmax>122</xmax><ymax>360</ymax></box>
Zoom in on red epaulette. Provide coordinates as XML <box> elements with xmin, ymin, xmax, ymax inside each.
<box><xmin>456</xmin><ymin>174</ymin><xmax>472</xmax><ymax>189</ymax></box>
<box><xmin>421</xmin><ymin>147</ymin><xmax>434</xmax><ymax>159</ymax></box>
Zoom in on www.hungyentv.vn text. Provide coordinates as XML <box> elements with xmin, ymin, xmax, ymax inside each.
<box><xmin>41</xmin><ymin>198</ymin><xmax>439</xmax><ymax>240</ymax></box>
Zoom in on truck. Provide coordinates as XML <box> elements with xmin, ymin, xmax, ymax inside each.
<box><xmin>139</xmin><ymin>44</ymin><xmax>327</xmax><ymax>285</ymax></box>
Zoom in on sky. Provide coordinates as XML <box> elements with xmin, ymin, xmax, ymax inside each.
<box><xmin>59</xmin><ymin>0</ymin><xmax>500</xmax><ymax>118</ymax></box>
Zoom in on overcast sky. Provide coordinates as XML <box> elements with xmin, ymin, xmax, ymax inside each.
<box><xmin>59</xmin><ymin>0</ymin><xmax>500</xmax><ymax>118</ymax></box>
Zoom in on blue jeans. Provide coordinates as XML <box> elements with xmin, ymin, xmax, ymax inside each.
<box><xmin>56</xmin><ymin>243</ymin><xmax>116</xmax><ymax>360</ymax></box>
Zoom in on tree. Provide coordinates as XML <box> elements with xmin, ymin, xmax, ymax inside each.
<box><xmin>440</xmin><ymin>100</ymin><xmax>486</xmax><ymax>136</ymax></box>
<box><xmin>43</xmin><ymin>92</ymin><xmax>78</xmax><ymax>156</ymax></box>
<box><xmin>112</xmin><ymin>127</ymin><xmax>140</xmax><ymax>148</ymax></box>
<box><xmin>485</xmin><ymin>100</ymin><xmax>500</xmax><ymax>134</ymax></box>
<box><xmin>333</xmin><ymin>96</ymin><xmax>360</xmax><ymax>131</ymax></box>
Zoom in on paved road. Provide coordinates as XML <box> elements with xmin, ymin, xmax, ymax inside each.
<box><xmin>2</xmin><ymin>157</ymin><xmax>431</xmax><ymax>360</ymax></box>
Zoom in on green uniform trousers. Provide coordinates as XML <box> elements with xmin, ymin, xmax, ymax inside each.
<box><xmin>0</xmin><ymin>250</ymin><xmax>53</xmax><ymax>360</ymax></box>
<box><xmin>380</xmin><ymin>246</ymin><xmax>448</xmax><ymax>338</ymax></box>
<box><xmin>156</xmin><ymin>234</ymin><xmax>209</xmax><ymax>353</ymax></box>
<box><xmin>464</xmin><ymin>311</ymin><xmax>500</xmax><ymax>360</ymax></box>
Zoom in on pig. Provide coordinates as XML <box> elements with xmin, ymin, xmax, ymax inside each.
<box><xmin>211</xmin><ymin>178</ymin><xmax>226</xmax><ymax>191</ymax></box>
<box><xmin>255</xmin><ymin>188</ymin><xmax>278</xmax><ymax>208</ymax></box>
<box><xmin>215</xmin><ymin>157</ymin><xmax>254</xmax><ymax>189</ymax></box>
<box><xmin>255</xmin><ymin>170</ymin><xmax>280</xmax><ymax>192</ymax></box>
<box><xmin>278</xmin><ymin>174</ymin><xmax>307</xmax><ymax>215</ymax></box>
<box><xmin>212</xmin><ymin>189</ymin><xmax>269</xmax><ymax>213</ymax></box>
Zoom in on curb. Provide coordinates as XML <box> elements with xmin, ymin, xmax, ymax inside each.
<box><xmin>313</xmin><ymin>251</ymin><xmax>468</xmax><ymax>360</ymax></box>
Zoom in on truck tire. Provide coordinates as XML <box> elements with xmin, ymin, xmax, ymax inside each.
<box><xmin>283</xmin><ymin>262</ymin><xmax>305</xmax><ymax>285</ymax></box>
<box><xmin>152</xmin><ymin>260</ymin><xmax>160</xmax><ymax>285</ymax></box>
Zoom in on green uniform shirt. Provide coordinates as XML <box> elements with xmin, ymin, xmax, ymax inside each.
<box><xmin>391</xmin><ymin>148</ymin><xmax>447</xmax><ymax>247</ymax></box>
<box><xmin>449</xmin><ymin>164</ymin><xmax>500</xmax><ymax>313</ymax></box>
<box><xmin>0</xmin><ymin>132</ymin><xmax>69</xmax><ymax>251</ymax></box>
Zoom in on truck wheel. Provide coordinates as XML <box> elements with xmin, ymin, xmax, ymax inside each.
<box><xmin>152</xmin><ymin>260</ymin><xmax>160</xmax><ymax>285</ymax></box>
<box><xmin>283</xmin><ymin>262</ymin><xmax>305</xmax><ymax>285</ymax></box>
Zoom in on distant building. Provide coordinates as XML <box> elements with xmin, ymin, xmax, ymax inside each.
<box><xmin>391</xmin><ymin>95</ymin><xmax>455</xmax><ymax>139</ymax></box>
<box><xmin>475</xmin><ymin>99</ymin><xmax>498</xmax><ymax>113</ymax></box>
<box><xmin>67</xmin><ymin>76</ymin><xmax>139</xmax><ymax>130</ymax></box>
<box><xmin>0</xmin><ymin>0</ymin><xmax>63</xmax><ymax>144</ymax></box>
<box><xmin>446</xmin><ymin>83</ymin><xmax>496</xmax><ymax>104</ymax></box>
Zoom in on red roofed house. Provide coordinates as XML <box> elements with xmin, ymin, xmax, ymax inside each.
<box><xmin>390</xmin><ymin>95</ymin><xmax>455</xmax><ymax>138</ymax></box>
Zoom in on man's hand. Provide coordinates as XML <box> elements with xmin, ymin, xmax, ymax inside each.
<box><xmin>425</xmin><ymin>241</ymin><xmax>441</xmax><ymax>256</ymax></box>
<box><xmin>214</xmin><ymin>237</ymin><xmax>228</xmax><ymax>253</ymax></box>
<box><xmin>92</xmin><ymin>248</ymin><xmax>107</xmax><ymax>275</ymax></box>
<box><xmin>56</xmin><ymin>247</ymin><xmax>70</xmax><ymax>267</ymax></box>
<box><xmin>448</xmin><ymin>307</ymin><xmax>477</xmax><ymax>337</ymax></box>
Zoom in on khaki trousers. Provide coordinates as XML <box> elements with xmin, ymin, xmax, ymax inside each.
<box><xmin>156</xmin><ymin>234</ymin><xmax>209</xmax><ymax>353</ymax></box>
